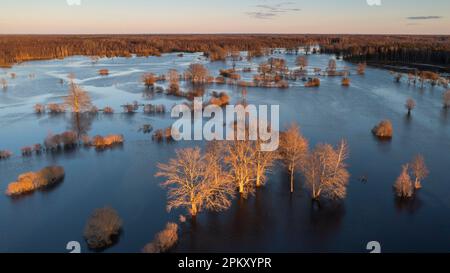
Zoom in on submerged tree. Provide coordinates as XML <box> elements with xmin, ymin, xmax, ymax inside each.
<box><xmin>302</xmin><ymin>140</ymin><xmax>350</xmax><ymax>201</ymax></box>
<box><xmin>357</xmin><ymin>63</ymin><xmax>366</xmax><ymax>75</ymax></box>
<box><xmin>185</xmin><ymin>63</ymin><xmax>209</xmax><ymax>83</ymax></box>
<box><xmin>296</xmin><ymin>56</ymin><xmax>308</xmax><ymax>70</ymax></box>
<box><xmin>394</xmin><ymin>164</ymin><xmax>414</xmax><ymax>198</ymax></box>
<box><xmin>64</xmin><ymin>80</ymin><xmax>92</xmax><ymax>113</ymax></box>
<box><xmin>156</xmin><ymin>147</ymin><xmax>234</xmax><ymax>216</ymax></box>
<box><xmin>279</xmin><ymin>124</ymin><xmax>309</xmax><ymax>193</ymax></box>
<box><xmin>409</xmin><ymin>155</ymin><xmax>429</xmax><ymax>189</ymax></box>
<box><xmin>223</xmin><ymin>139</ymin><xmax>256</xmax><ymax>198</ymax></box>
<box><xmin>405</xmin><ymin>98</ymin><xmax>416</xmax><ymax>116</ymax></box>
<box><xmin>142</xmin><ymin>73</ymin><xmax>156</xmax><ymax>89</ymax></box>
<box><xmin>254</xmin><ymin>139</ymin><xmax>279</xmax><ymax>187</ymax></box>
<box><xmin>167</xmin><ymin>69</ymin><xmax>180</xmax><ymax>94</ymax></box>
<box><xmin>443</xmin><ymin>90</ymin><xmax>450</xmax><ymax>109</ymax></box>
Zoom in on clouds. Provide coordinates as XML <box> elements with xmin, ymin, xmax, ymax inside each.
<box><xmin>246</xmin><ymin>1</ymin><xmax>301</xmax><ymax>20</ymax></box>
<box><xmin>407</xmin><ymin>16</ymin><xmax>442</xmax><ymax>20</ymax></box>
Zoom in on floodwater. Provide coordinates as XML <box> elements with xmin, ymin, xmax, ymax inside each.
<box><xmin>0</xmin><ymin>51</ymin><xmax>449</xmax><ymax>253</ymax></box>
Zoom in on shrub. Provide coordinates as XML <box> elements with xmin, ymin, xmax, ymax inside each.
<box><xmin>21</xmin><ymin>146</ymin><xmax>33</xmax><ymax>156</ymax></box>
<box><xmin>277</xmin><ymin>80</ymin><xmax>289</xmax><ymax>88</ymax></box>
<box><xmin>6</xmin><ymin>166</ymin><xmax>65</xmax><ymax>196</ymax></box>
<box><xmin>34</xmin><ymin>104</ymin><xmax>45</xmax><ymax>114</ymax></box>
<box><xmin>44</xmin><ymin>133</ymin><xmax>62</xmax><ymax>151</ymax></box>
<box><xmin>81</xmin><ymin>135</ymin><xmax>91</xmax><ymax>146</ymax></box>
<box><xmin>0</xmin><ymin>150</ymin><xmax>12</xmax><ymax>160</ymax></box>
<box><xmin>103</xmin><ymin>106</ymin><xmax>114</xmax><ymax>114</ymax></box>
<box><xmin>209</xmin><ymin>92</ymin><xmax>230</xmax><ymax>107</ymax></box>
<box><xmin>91</xmin><ymin>134</ymin><xmax>124</xmax><ymax>148</ymax></box>
<box><xmin>341</xmin><ymin>77</ymin><xmax>350</xmax><ymax>86</ymax></box>
<box><xmin>372</xmin><ymin>120</ymin><xmax>393</xmax><ymax>139</ymax></box>
<box><xmin>305</xmin><ymin>78</ymin><xmax>320</xmax><ymax>87</ymax></box>
<box><xmin>47</xmin><ymin>103</ymin><xmax>66</xmax><ymax>114</ymax></box>
<box><xmin>61</xmin><ymin>131</ymin><xmax>78</xmax><ymax>148</ymax></box>
<box><xmin>142</xmin><ymin>73</ymin><xmax>156</xmax><ymax>88</ymax></box>
<box><xmin>84</xmin><ymin>207</ymin><xmax>123</xmax><ymax>250</ymax></box>
<box><xmin>33</xmin><ymin>144</ymin><xmax>43</xmax><ymax>154</ymax></box>
<box><xmin>98</xmin><ymin>69</ymin><xmax>109</xmax><ymax>76</ymax></box>
<box><xmin>142</xmin><ymin>223</ymin><xmax>178</xmax><ymax>253</ymax></box>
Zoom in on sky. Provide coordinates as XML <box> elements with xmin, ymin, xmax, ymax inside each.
<box><xmin>0</xmin><ymin>0</ymin><xmax>449</xmax><ymax>34</ymax></box>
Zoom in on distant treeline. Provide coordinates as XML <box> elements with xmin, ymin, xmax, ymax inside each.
<box><xmin>320</xmin><ymin>35</ymin><xmax>450</xmax><ymax>72</ymax></box>
<box><xmin>0</xmin><ymin>35</ymin><xmax>449</xmax><ymax>71</ymax></box>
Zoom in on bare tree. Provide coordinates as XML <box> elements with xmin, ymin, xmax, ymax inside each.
<box><xmin>142</xmin><ymin>73</ymin><xmax>156</xmax><ymax>88</ymax></box>
<box><xmin>185</xmin><ymin>63</ymin><xmax>209</xmax><ymax>83</ymax></box>
<box><xmin>327</xmin><ymin>59</ymin><xmax>337</xmax><ymax>74</ymax></box>
<box><xmin>64</xmin><ymin>81</ymin><xmax>92</xmax><ymax>113</ymax></box>
<box><xmin>302</xmin><ymin>140</ymin><xmax>350</xmax><ymax>201</ymax></box>
<box><xmin>357</xmin><ymin>63</ymin><xmax>366</xmax><ymax>75</ymax></box>
<box><xmin>394</xmin><ymin>164</ymin><xmax>413</xmax><ymax>198</ymax></box>
<box><xmin>223</xmin><ymin>139</ymin><xmax>256</xmax><ymax>198</ymax></box>
<box><xmin>1</xmin><ymin>78</ymin><xmax>7</xmax><ymax>90</ymax></box>
<box><xmin>405</xmin><ymin>98</ymin><xmax>416</xmax><ymax>116</ymax></box>
<box><xmin>254</xmin><ymin>139</ymin><xmax>279</xmax><ymax>187</ymax></box>
<box><xmin>296</xmin><ymin>56</ymin><xmax>308</xmax><ymax>70</ymax></box>
<box><xmin>443</xmin><ymin>90</ymin><xmax>450</xmax><ymax>109</ymax></box>
<box><xmin>279</xmin><ymin>124</ymin><xmax>309</xmax><ymax>193</ymax></box>
<box><xmin>156</xmin><ymin>147</ymin><xmax>234</xmax><ymax>216</ymax></box>
<box><xmin>409</xmin><ymin>155</ymin><xmax>429</xmax><ymax>189</ymax></box>
<box><xmin>167</xmin><ymin>69</ymin><xmax>180</xmax><ymax>94</ymax></box>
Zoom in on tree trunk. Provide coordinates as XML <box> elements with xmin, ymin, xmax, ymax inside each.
<box><xmin>191</xmin><ymin>203</ymin><xmax>197</xmax><ymax>216</ymax></box>
<box><xmin>290</xmin><ymin>167</ymin><xmax>294</xmax><ymax>193</ymax></box>
<box><xmin>239</xmin><ymin>182</ymin><xmax>244</xmax><ymax>194</ymax></box>
<box><xmin>256</xmin><ymin>172</ymin><xmax>261</xmax><ymax>187</ymax></box>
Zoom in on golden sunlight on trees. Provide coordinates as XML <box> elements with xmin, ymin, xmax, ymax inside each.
<box><xmin>443</xmin><ymin>90</ymin><xmax>450</xmax><ymax>109</ymax></box>
<box><xmin>405</xmin><ymin>98</ymin><xmax>416</xmax><ymax>116</ymax></box>
<box><xmin>305</xmin><ymin>78</ymin><xmax>320</xmax><ymax>87</ymax></box>
<box><xmin>167</xmin><ymin>69</ymin><xmax>180</xmax><ymax>95</ymax></box>
<box><xmin>156</xmin><ymin>147</ymin><xmax>234</xmax><ymax>216</ymax></box>
<box><xmin>279</xmin><ymin>124</ymin><xmax>309</xmax><ymax>193</ymax></box>
<box><xmin>98</xmin><ymin>69</ymin><xmax>109</xmax><ymax>76</ymax></box>
<box><xmin>65</xmin><ymin>81</ymin><xmax>93</xmax><ymax>113</ymax></box>
<box><xmin>6</xmin><ymin>166</ymin><xmax>65</xmax><ymax>196</ymax></box>
<box><xmin>142</xmin><ymin>222</ymin><xmax>178</xmax><ymax>253</ymax></box>
<box><xmin>185</xmin><ymin>64</ymin><xmax>210</xmax><ymax>84</ymax></box>
<box><xmin>394</xmin><ymin>165</ymin><xmax>414</xmax><ymax>198</ymax></box>
<box><xmin>372</xmin><ymin>120</ymin><xmax>393</xmax><ymax>139</ymax></box>
<box><xmin>302</xmin><ymin>140</ymin><xmax>350</xmax><ymax>201</ymax></box>
<box><xmin>142</xmin><ymin>73</ymin><xmax>156</xmax><ymax>88</ymax></box>
<box><xmin>341</xmin><ymin>76</ymin><xmax>350</xmax><ymax>86</ymax></box>
<box><xmin>409</xmin><ymin>155</ymin><xmax>429</xmax><ymax>189</ymax></box>
<box><xmin>84</xmin><ymin>207</ymin><xmax>123</xmax><ymax>250</ymax></box>
<box><xmin>254</xmin><ymin>140</ymin><xmax>279</xmax><ymax>188</ymax></box>
<box><xmin>223</xmin><ymin>139</ymin><xmax>257</xmax><ymax>198</ymax></box>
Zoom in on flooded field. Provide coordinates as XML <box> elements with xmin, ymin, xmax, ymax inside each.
<box><xmin>0</xmin><ymin>51</ymin><xmax>449</xmax><ymax>253</ymax></box>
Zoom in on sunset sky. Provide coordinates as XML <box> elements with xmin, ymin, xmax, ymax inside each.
<box><xmin>0</xmin><ymin>0</ymin><xmax>449</xmax><ymax>34</ymax></box>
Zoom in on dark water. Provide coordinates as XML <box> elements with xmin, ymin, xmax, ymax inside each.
<box><xmin>0</xmin><ymin>52</ymin><xmax>449</xmax><ymax>253</ymax></box>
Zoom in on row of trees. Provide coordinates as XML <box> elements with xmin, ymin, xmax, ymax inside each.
<box><xmin>156</xmin><ymin>124</ymin><xmax>351</xmax><ymax>217</ymax></box>
<box><xmin>2</xmin><ymin>35</ymin><xmax>448</xmax><ymax>69</ymax></box>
